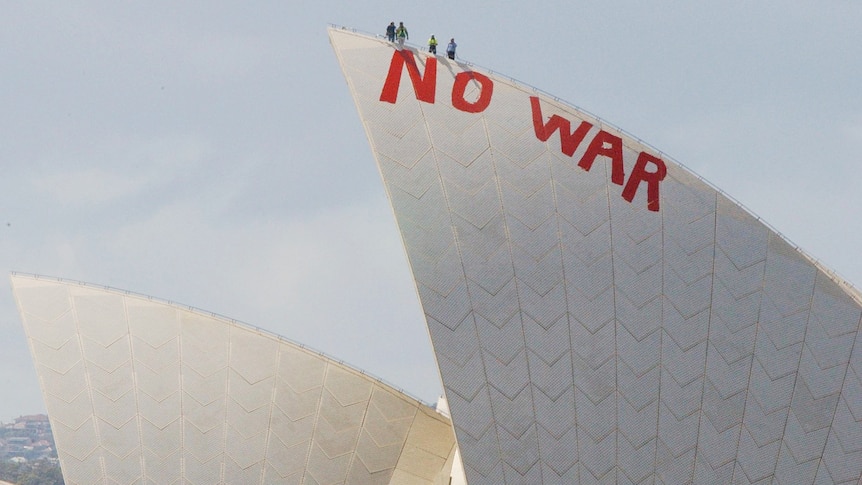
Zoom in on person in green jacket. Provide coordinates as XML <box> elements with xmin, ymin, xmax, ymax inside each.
<box><xmin>428</xmin><ymin>35</ymin><xmax>438</xmax><ymax>54</ymax></box>
<box><xmin>395</xmin><ymin>22</ymin><xmax>408</xmax><ymax>47</ymax></box>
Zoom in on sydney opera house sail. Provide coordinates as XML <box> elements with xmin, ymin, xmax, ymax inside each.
<box><xmin>329</xmin><ymin>27</ymin><xmax>862</xmax><ymax>484</ymax></box>
<box><xmin>11</xmin><ymin>274</ymin><xmax>457</xmax><ymax>485</ymax></box>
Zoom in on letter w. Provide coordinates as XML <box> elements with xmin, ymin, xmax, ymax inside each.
<box><xmin>530</xmin><ymin>96</ymin><xmax>592</xmax><ymax>156</ymax></box>
<box><xmin>379</xmin><ymin>50</ymin><xmax>437</xmax><ymax>104</ymax></box>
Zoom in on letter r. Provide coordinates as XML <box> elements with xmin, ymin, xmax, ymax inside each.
<box><xmin>622</xmin><ymin>152</ymin><xmax>667</xmax><ymax>211</ymax></box>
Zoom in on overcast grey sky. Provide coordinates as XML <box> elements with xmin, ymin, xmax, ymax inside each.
<box><xmin>1</xmin><ymin>1</ymin><xmax>860</xmax><ymax>422</ymax></box>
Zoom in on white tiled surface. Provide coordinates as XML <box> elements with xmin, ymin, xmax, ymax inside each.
<box><xmin>12</xmin><ymin>274</ymin><xmax>456</xmax><ymax>485</ymax></box>
<box><xmin>330</xmin><ymin>26</ymin><xmax>862</xmax><ymax>485</ymax></box>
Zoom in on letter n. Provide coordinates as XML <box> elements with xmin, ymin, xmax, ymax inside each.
<box><xmin>379</xmin><ymin>50</ymin><xmax>437</xmax><ymax>104</ymax></box>
<box><xmin>621</xmin><ymin>152</ymin><xmax>668</xmax><ymax>212</ymax></box>
<box><xmin>530</xmin><ymin>97</ymin><xmax>593</xmax><ymax>157</ymax></box>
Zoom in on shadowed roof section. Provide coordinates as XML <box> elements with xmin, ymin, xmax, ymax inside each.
<box><xmin>329</xmin><ymin>26</ymin><xmax>862</xmax><ymax>484</ymax></box>
<box><xmin>11</xmin><ymin>273</ymin><xmax>456</xmax><ymax>485</ymax></box>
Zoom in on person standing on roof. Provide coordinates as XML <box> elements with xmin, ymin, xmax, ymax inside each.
<box><xmin>395</xmin><ymin>22</ymin><xmax>409</xmax><ymax>47</ymax></box>
<box><xmin>428</xmin><ymin>35</ymin><xmax>438</xmax><ymax>54</ymax></box>
<box><xmin>446</xmin><ymin>38</ymin><xmax>457</xmax><ymax>59</ymax></box>
<box><xmin>386</xmin><ymin>22</ymin><xmax>396</xmax><ymax>42</ymax></box>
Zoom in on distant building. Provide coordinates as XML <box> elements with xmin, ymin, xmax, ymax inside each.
<box><xmin>0</xmin><ymin>410</ymin><xmax>59</xmax><ymax>462</ymax></box>
<box><xmin>16</xmin><ymin>415</ymin><xmax>50</xmax><ymax>428</ymax></box>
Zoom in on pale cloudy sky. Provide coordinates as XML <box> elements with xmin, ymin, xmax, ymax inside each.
<box><xmin>1</xmin><ymin>1</ymin><xmax>860</xmax><ymax>422</ymax></box>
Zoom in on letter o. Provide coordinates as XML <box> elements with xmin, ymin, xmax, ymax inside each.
<box><xmin>451</xmin><ymin>71</ymin><xmax>493</xmax><ymax>113</ymax></box>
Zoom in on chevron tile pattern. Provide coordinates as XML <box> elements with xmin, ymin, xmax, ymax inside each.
<box><xmin>330</xmin><ymin>27</ymin><xmax>862</xmax><ymax>484</ymax></box>
<box><xmin>12</xmin><ymin>274</ymin><xmax>457</xmax><ymax>485</ymax></box>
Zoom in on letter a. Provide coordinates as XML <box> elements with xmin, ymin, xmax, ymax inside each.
<box><xmin>621</xmin><ymin>152</ymin><xmax>667</xmax><ymax>212</ymax></box>
<box><xmin>530</xmin><ymin>97</ymin><xmax>593</xmax><ymax>157</ymax></box>
<box><xmin>577</xmin><ymin>130</ymin><xmax>625</xmax><ymax>186</ymax></box>
<box><xmin>379</xmin><ymin>50</ymin><xmax>437</xmax><ymax>104</ymax></box>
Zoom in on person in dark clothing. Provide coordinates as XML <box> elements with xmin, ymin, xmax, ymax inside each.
<box><xmin>446</xmin><ymin>38</ymin><xmax>457</xmax><ymax>59</ymax></box>
<box><xmin>386</xmin><ymin>22</ymin><xmax>396</xmax><ymax>42</ymax></box>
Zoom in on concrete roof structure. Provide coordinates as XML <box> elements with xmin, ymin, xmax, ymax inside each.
<box><xmin>11</xmin><ymin>274</ymin><xmax>457</xmax><ymax>485</ymax></box>
<box><xmin>329</xmin><ymin>26</ymin><xmax>862</xmax><ymax>484</ymax></box>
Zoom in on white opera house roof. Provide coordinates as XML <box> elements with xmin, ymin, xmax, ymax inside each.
<box><xmin>11</xmin><ymin>274</ymin><xmax>457</xmax><ymax>485</ymax></box>
<box><xmin>328</xmin><ymin>27</ymin><xmax>862</xmax><ymax>484</ymax></box>
<box><xmin>11</xmin><ymin>26</ymin><xmax>862</xmax><ymax>485</ymax></box>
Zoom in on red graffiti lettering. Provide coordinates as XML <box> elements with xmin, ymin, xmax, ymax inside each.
<box><xmin>530</xmin><ymin>96</ymin><xmax>593</xmax><ymax>156</ymax></box>
<box><xmin>379</xmin><ymin>50</ymin><xmax>437</xmax><ymax>104</ymax></box>
<box><xmin>376</xmin><ymin>52</ymin><xmax>665</xmax><ymax>211</ymax></box>
<box><xmin>578</xmin><ymin>130</ymin><xmax>625</xmax><ymax>186</ymax></box>
<box><xmin>452</xmin><ymin>71</ymin><xmax>494</xmax><ymax>113</ymax></box>
<box><xmin>622</xmin><ymin>152</ymin><xmax>667</xmax><ymax>212</ymax></box>
<box><xmin>529</xmin><ymin>96</ymin><xmax>664</xmax><ymax>211</ymax></box>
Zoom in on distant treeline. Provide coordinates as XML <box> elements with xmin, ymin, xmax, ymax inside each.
<box><xmin>0</xmin><ymin>459</ymin><xmax>63</xmax><ymax>485</ymax></box>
